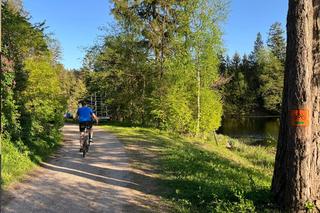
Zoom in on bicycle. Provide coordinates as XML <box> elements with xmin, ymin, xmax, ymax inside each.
<box><xmin>81</xmin><ymin>124</ymin><xmax>91</xmax><ymax>158</ymax></box>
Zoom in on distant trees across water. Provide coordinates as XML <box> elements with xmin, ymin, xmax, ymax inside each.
<box><xmin>220</xmin><ymin>22</ymin><xmax>286</xmax><ymax>115</ymax></box>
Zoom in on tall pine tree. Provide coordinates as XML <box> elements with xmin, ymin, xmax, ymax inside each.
<box><xmin>267</xmin><ymin>22</ymin><xmax>286</xmax><ymax>63</ymax></box>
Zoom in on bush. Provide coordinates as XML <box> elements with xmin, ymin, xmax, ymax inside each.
<box><xmin>1</xmin><ymin>137</ymin><xmax>34</xmax><ymax>186</ymax></box>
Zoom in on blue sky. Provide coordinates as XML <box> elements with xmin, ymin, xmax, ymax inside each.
<box><xmin>224</xmin><ymin>0</ymin><xmax>288</xmax><ymax>57</ymax></box>
<box><xmin>24</xmin><ymin>0</ymin><xmax>114</xmax><ymax>70</ymax></box>
<box><xmin>24</xmin><ymin>0</ymin><xmax>288</xmax><ymax>69</ymax></box>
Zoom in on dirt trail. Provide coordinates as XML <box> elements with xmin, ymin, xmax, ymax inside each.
<box><xmin>2</xmin><ymin>124</ymin><xmax>164</xmax><ymax>213</ymax></box>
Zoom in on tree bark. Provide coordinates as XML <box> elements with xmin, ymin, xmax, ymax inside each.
<box><xmin>272</xmin><ymin>0</ymin><xmax>320</xmax><ymax>212</ymax></box>
<box><xmin>197</xmin><ymin>62</ymin><xmax>201</xmax><ymax>135</ymax></box>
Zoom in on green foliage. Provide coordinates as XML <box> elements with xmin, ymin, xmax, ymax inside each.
<box><xmin>253</xmin><ymin>33</ymin><xmax>264</xmax><ymax>61</ymax></box>
<box><xmin>84</xmin><ymin>34</ymin><xmax>152</xmax><ymax>124</ymax></box>
<box><xmin>1</xmin><ymin>137</ymin><xmax>34</xmax><ymax>186</ymax></box>
<box><xmin>2</xmin><ymin>68</ymin><xmax>21</xmax><ymax>140</ymax></box>
<box><xmin>1</xmin><ymin>2</ymin><xmax>68</xmax><ymax>186</ymax></box>
<box><xmin>267</xmin><ymin>22</ymin><xmax>286</xmax><ymax>63</ymax></box>
<box><xmin>151</xmin><ymin>83</ymin><xmax>194</xmax><ymax>133</ymax></box>
<box><xmin>84</xmin><ymin>0</ymin><xmax>228</xmax><ymax>135</ymax></box>
<box><xmin>199</xmin><ymin>89</ymin><xmax>223</xmax><ymax>134</ymax></box>
<box><xmin>59</xmin><ymin>69</ymin><xmax>86</xmax><ymax>115</ymax></box>
<box><xmin>4</xmin><ymin>0</ymin><xmax>23</xmax><ymax>14</ymax></box>
<box><xmin>221</xmin><ymin>22</ymin><xmax>285</xmax><ymax>115</ymax></box>
<box><xmin>305</xmin><ymin>201</ymin><xmax>316</xmax><ymax>212</ymax></box>
<box><xmin>22</xmin><ymin>56</ymin><xmax>66</xmax><ymax>138</ymax></box>
<box><xmin>221</xmin><ymin>53</ymin><xmax>257</xmax><ymax>114</ymax></box>
<box><xmin>257</xmin><ymin>50</ymin><xmax>284</xmax><ymax>113</ymax></box>
<box><xmin>212</xmin><ymin>190</ymin><xmax>256</xmax><ymax>213</ymax></box>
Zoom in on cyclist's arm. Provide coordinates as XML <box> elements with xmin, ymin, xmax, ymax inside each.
<box><xmin>92</xmin><ymin>113</ymin><xmax>99</xmax><ymax>124</ymax></box>
<box><xmin>75</xmin><ymin>110</ymin><xmax>79</xmax><ymax>121</ymax></box>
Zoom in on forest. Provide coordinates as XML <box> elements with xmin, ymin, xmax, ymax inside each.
<box><xmin>82</xmin><ymin>1</ymin><xmax>286</xmax><ymax>133</ymax></box>
<box><xmin>220</xmin><ymin>23</ymin><xmax>285</xmax><ymax>115</ymax></box>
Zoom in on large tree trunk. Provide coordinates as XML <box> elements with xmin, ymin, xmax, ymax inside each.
<box><xmin>271</xmin><ymin>0</ymin><xmax>320</xmax><ymax>212</ymax></box>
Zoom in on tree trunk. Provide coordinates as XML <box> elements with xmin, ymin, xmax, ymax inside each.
<box><xmin>141</xmin><ymin>74</ymin><xmax>146</xmax><ymax>126</ymax></box>
<box><xmin>271</xmin><ymin>0</ymin><xmax>320</xmax><ymax>212</ymax></box>
<box><xmin>197</xmin><ymin>66</ymin><xmax>201</xmax><ymax>135</ymax></box>
<box><xmin>0</xmin><ymin>4</ymin><xmax>2</xmax><ymax>212</ymax></box>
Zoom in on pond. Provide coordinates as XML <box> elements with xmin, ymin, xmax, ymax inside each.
<box><xmin>217</xmin><ymin>116</ymin><xmax>280</xmax><ymax>146</ymax></box>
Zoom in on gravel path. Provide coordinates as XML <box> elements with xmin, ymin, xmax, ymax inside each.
<box><xmin>2</xmin><ymin>124</ymin><xmax>162</xmax><ymax>213</ymax></box>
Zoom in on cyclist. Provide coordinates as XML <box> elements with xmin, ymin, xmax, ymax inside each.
<box><xmin>76</xmin><ymin>100</ymin><xmax>99</xmax><ymax>151</ymax></box>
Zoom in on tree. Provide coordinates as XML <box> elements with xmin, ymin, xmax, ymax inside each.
<box><xmin>83</xmin><ymin>33</ymin><xmax>152</xmax><ymax>124</ymax></box>
<box><xmin>59</xmin><ymin>69</ymin><xmax>86</xmax><ymax>115</ymax></box>
<box><xmin>248</xmin><ymin>33</ymin><xmax>265</xmax><ymax>107</ymax></box>
<box><xmin>2</xmin><ymin>1</ymin><xmax>49</xmax><ymax>140</ymax></box>
<box><xmin>271</xmin><ymin>0</ymin><xmax>320</xmax><ymax>212</ymax></box>
<box><xmin>111</xmin><ymin>0</ymin><xmax>181</xmax><ymax>79</ymax></box>
<box><xmin>267</xmin><ymin>22</ymin><xmax>286</xmax><ymax>62</ymax></box>
<box><xmin>257</xmin><ymin>50</ymin><xmax>283</xmax><ymax>113</ymax></box>
<box><xmin>240</xmin><ymin>54</ymin><xmax>258</xmax><ymax>111</ymax></box>
<box><xmin>189</xmin><ymin>0</ymin><xmax>225</xmax><ymax>135</ymax></box>
<box><xmin>88</xmin><ymin>0</ymin><xmax>228</xmax><ymax>134</ymax></box>
<box><xmin>4</xmin><ymin>0</ymin><xmax>23</xmax><ymax>14</ymax></box>
<box><xmin>252</xmin><ymin>32</ymin><xmax>264</xmax><ymax>61</ymax></box>
<box><xmin>22</xmin><ymin>56</ymin><xmax>66</xmax><ymax>139</ymax></box>
<box><xmin>1</xmin><ymin>1</ymin><xmax>67</xmax><ymax>156</ymax></box>
<box><xmin>222</xmin><ymin>53</ymin><xmax>252</xmax><ymax>114</ymax></box>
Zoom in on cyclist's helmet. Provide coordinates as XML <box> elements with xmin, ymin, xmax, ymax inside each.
<box><xmin>78</xmin><ymin>100</ymin><xmax>87</xmax><ymax>106</ymax></box>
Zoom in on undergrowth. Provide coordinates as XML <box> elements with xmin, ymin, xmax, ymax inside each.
<box><xmin>1</xmin><ymin>132</ymin><xmax>61</xmax><ymax>187</ymax></box>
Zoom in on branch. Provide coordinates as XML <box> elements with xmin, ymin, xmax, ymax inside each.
<box><xmin>212</xmin><ymin>74</ymin><xmax>233</xmax><ymax>89</ymax></box>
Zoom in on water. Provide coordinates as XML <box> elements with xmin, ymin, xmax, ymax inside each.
<box><xmin>218</xmin><ymin>116</ymin><xmax>280</xmax><ymax>146</ymax></box>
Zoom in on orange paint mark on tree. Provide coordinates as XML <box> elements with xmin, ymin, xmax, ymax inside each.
<box><xmin>290</xmin><ymin>109</ymin><xmax>309</xmax><ymax>127</ymax></box>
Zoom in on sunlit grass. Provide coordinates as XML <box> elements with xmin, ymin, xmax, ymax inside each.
<box><xmin>102</xmin><ymin>125</ymin><xmax>277</xmax><ymax>212</ymax></box>
<box><xmin>1</xmin><ymin>134</ymin><xmax>61</xmax><ymax>187</ymax></box>
<box><xmin>2</xmin><ymin>138</ymin><xmax>35</xmax><ymax>186</ymax></box>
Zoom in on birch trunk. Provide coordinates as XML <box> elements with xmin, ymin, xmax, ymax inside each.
<box><xmin>197</xmin><ymin>67</ymin><xmax>201</xmax><ymax>135</ymax></box>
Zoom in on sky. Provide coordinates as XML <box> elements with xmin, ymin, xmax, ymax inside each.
<box><xmin>24</xmin><ymin>0</ymin><xmax>288</xmax><ymax>70</ymax></box>
<box><xmin>224</xmin><ymin>0</ymin><xmax>288</xmax><ymax>57</ymax></box>
<box><xmin>24</xmin><ymin>0</ymin><xmax>114</xmax><ymax>70</ymax></box>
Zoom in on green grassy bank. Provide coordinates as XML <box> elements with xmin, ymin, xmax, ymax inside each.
<box><xmin>102</xmin><ymin>125</ymin><xmax>277</xmax><ymax>213</ymax></box>
<box><xmin>1</xmin><ymin>133</ymin><xmax>61</xmax><ymax>187</ymax></box>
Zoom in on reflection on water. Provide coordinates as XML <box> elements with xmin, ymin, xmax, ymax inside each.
<box><xmin>218</xmin><ymin>116</ymin><xmax>280</xmax><ymax>143</ymax></box>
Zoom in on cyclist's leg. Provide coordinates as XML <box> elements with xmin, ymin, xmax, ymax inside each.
<box><xmin>88</xmin><ymin>122</ymin><xmax>93</xmax><ymax>142</ymax></box>
<box><xmin>89</xmin><ymin>130</ymin><xmax>93</xmax><ymax>142</ymax></box>
<box><xmin>79</xmin><ymin>123</ymin><xmax>85</xmax><ymax>151</ymax></box>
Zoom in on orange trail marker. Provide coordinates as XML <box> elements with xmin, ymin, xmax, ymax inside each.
<box><xmin>289</xmin><ymin>109</ymin><xmax>309</xmax><ymax>127</ymax></box>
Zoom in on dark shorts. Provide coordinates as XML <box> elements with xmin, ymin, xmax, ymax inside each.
<box><xmin>79</xmin><ymin>121</ymin><xmax>93</xmax><ymax>132</ymax></box>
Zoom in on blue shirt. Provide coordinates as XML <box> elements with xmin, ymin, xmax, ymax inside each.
<box><xmin>77</xmin><ymin>106</ymin><xmax>94</xmax><ymax>123</ymax></box>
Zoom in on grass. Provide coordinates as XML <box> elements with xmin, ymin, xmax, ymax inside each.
<box><xmin>102</xmin><ymin>125</ymin><xmax>277</xmax><ymax>213</ymax></box>
<box><xmin>2</xmin><ymin>138</ymin><xmax>35</xmax><ymax>186</ymax></box>
<box><xmin>1</xmin><ymin>132</ymin><xmax>62</xmax><ymax>187</ymax></box>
